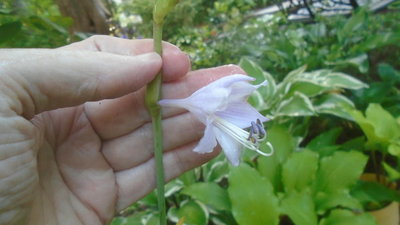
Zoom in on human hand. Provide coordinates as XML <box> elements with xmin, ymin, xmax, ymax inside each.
<box><xmin>0</xmin><ymin>36</ymin><xmax>245</xmax><ymax>225</ymax></box>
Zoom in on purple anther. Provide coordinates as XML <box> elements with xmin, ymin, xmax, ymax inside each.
<box><xmin>251</xmin><ymin>121</ymin><xmax>258</xmax><ymax>135</ymax></box>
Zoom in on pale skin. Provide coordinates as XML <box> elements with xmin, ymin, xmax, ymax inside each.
<box><xmin>0</xmin><ymin>35</ymin><xmax>245</xmax><ymax>225</ymax></box>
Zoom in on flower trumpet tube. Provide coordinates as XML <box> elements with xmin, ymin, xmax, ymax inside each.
<box><xmin>159</xmin><ymin>74</ymin><xmax>274</xmax><ymax>166</ymax></box>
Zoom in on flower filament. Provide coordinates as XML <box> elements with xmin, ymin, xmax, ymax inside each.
<box><xmin>213</xmin><ymin>117</ymin><xmax>274</xmax><ymax>157</ymax></box>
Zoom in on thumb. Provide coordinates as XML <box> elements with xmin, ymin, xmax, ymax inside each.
<box><xmin>0</xmin><ymin>49</ymin><xmax>162</xmax><ymax>118</ymax></box>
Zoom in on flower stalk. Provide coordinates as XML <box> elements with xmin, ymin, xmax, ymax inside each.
<box><xmin>144</xmin><ymin>1</ymin><xmax>179</xmax><ymax>224</ymax></box>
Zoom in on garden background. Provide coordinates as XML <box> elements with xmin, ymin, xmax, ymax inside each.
<box><xmin>1</xmin><ymin>0</ymin><xmax>399</xmax><ymax>224</ymax></box>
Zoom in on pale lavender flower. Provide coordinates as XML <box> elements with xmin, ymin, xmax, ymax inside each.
<box><xmin>159</xmin><ymin>74</ymin><xmax>273</xmax><ymax>166</ymax></box>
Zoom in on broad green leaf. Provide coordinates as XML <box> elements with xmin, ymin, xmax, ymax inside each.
<box><xmin>316</xmin><ymin>151</ymin><xmax>367</xmax><ymax>193</ymax></box>
<box><xmin>348</xmin><ymin>109</ymin><xmax>381</xmax><ymax>146</ymax></box>
<box><xmin>228</xmin><ymin>164</ymin><xmax>279</xmax><ymax>225</ymax></box>
<box><xmin>348</xmin><ymin>104</ymin><xmax>400</xmax><ymax>148</ymax></box>
<box><xmin>275</xmin><ymin>92</ymin><xmax>315</xmax><ymax>117</ymax></box>
<box><xmin>110</xmin><ymin>217</ymin><xmax>127</xmax><ymax>225</ymax></box>
<box><xmin>307</xmin><ymin>127</ymin><xmax>342</xmax><ymax>150</ymax></box>
<box><xmin>164</xmin><ymin>179</ymin><xmax>183</xmax><ymax>197</ymax></box>
<box><xmin>378</xmin><ymin>63</ymin><xmax>400</xmax><ymax>83</ymax></box>
<box><xmin>204</xmin><ymin>160</ymin><xmax>229</xmax><ymax>183</ymax></box>
<box><xmin>315</xmin><ymin>191</ymin><xmax>362</xmax><ymax>213</ymax></box>
<box><xmin>388</xmin><ymin>143</ymin><xmax>400</xmax><ymax>156</ymax></box>
<box><xmin>383</xmin><ymin>162</ymin><xmax>400</xmax><ymax>181</ymax></box>
<box><xmin>263</xmin><ymin>125</ymin><xmax>294</xmax><ymax>163</ymax></box>
<box><xmin>354</xmin><ymin>82</ymin><xmax>393</xmax><ymax>105</ymax></box>
<box><xmin>358</xmin><ymin>32</ymin><xmax>400</xmax><ymax>52</ymax></box>
<box><xmin>315</xmin><ymin>94</ymin><xmax>355</xmax><ymax>120</ymax></box>
<box><xmin>0</xmin><ymin>21</ymin><xmax>22</xmax><ymax>44</ymax></box>
<box><xmin>110</xmin><ymin>212</ymin><xmax>147</xmax><ymax>225</ymax></box>
<box><xmin>351</xmin><ymin>180</ymin><xmax>400</xmax><ymax>206</ymax></box>
<box><xmin>365</xmin><ymin>104</ymin><xmax>400</xmax><ymax>142</ymax></box>
<box><xmin>139</xmin><ymin>191</ymin><xmax>158</xmax><ymax>206</ymax></box>
<box><xmin>178</xmin><ymin>170</ymin><xmax>197</xmax><ymax>186</ymax></box>
<box><xmin>281</xmin><ymin>190</ymin><xmax>318</xmax><ymax>225</ymax></box>
<box><xmin>325</xmin><ymin>72</ymin><xmax>368</xmax><ymax>89</ymax></box>
<box><xmin>287</xmin><ymin>81</ymin><xmax>328</xmax><ymax>97</ymax></box>
<box><xmin>181</xmin><ymin>182</ymin><xmax>231</xmax><ymax>211</ymax></box>
<box><xmin>280</xmin><ymin>65</ymin><xmax>308</xmax><ymax>87</ymax></box>
<box><xmin>338</xmin><ymin>10</ymin><xmax>366</xmax><ymax>43</ymax></box>
<box><xmin>282</xmin><ymin>150</ymin><xmax>319</xmax><ymax>192</ymax></box>
<box><xmin>320</xmin><ymin>209</ymin><xmax>378</xmax><ymax>225</ymax></box>
<box><xmin>257</xmin><ymin>151</ymin><xmax>281</xmax><ymax>192</ymax></box>
<box><xmin>210</xmin><ymin>211</ymin><xmax>238</xmax><ymax>225</ymax></box>
<box><xmin>168</xmin><ymin>200</ymin><xmax>209</xmax><ymax>225</ymax></box>
<box><xmin>326</xmin><ymin>54</ymin><xmax>369</xmax><ymax>74</ymax></box>
<box><xmin>0</xmin><ymin>8</ymin><xmax>13</xmax><ymax>14</ymax></box>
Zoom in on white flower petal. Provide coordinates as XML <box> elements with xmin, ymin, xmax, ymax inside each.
<box><xmin>185</xmin><ymin>88</ymin><xmax>230</xmax><ymax>114</ymax></box>
<box><xmin>191</xmin><ymin>75</ymin><xmax>255</xmax><ymax>95</ymax></box>
<box><xmin>228</xmin><ymin>80</ymin><xmax>267</xmax><ymax>102</ymax></box>
<box><xmin>193</xmin><ymin>123</ymin><xmax>218</xmax><ymax>153</ymax></box>
<box><xmin>215</xmin><ymin>102</ymin><xmax>268</xmax><ymax>128</ymax></box>
<box><xmin>214</xmin><ymin>127</ymin><xmax>242</xmax><ymax>166</ymax></box>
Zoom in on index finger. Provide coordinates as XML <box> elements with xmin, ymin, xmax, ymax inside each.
<box><xmin>60</xmin><ymin>35</ymin><xmax>191</xmax><ymax>82</ymax></box>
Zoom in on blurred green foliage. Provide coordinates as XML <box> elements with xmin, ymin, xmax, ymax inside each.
<box><xmin>0</xmin><ymin>0</ymin><xmax>74</xmax><ymax>48</ymax></box>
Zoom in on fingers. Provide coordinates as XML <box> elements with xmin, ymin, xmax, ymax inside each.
<box><xmin>115</xmin><ymin>142</ymin><xmax>220</xmax><ymax>211</ymax></box>
<box><xmin>0</xmin><ymin>49</ymin><xmax>161</xmax><ymax>118</ymax></box>
<box><xmin>85</xmin><ymin>65</ymin><xmax>246</xmax><ymax>140</ymax></box>
<box><xmin>102</xmin><ymin>112</ymin><xmax>205</xmax><ymax>171</ymax></box>
<box><xmin>61</xmin><ymin>35</ymin><xmax>191</xmax><ymax>82</ymax></box>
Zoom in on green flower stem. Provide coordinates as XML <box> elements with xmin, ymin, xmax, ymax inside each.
<box><xmin>145</xmin><ymin>1</ymin><xmax>179</xmax><ymax>224</ymax></box>
<box><xmin>145</xmin><ymin>20</ymin><xmax>166</xmax><ymax>225</ymax></box>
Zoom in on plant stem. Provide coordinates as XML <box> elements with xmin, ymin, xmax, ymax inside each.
<box><xmin>145</xmin><ymin>21</ymin><xmax>166</xmax><ymax>225</ymax></box>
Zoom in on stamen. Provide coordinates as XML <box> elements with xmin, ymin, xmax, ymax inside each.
<box><xmin>213</xmin><ymin>117</ymin><xmax>273</xmax><ymax>157</ymax></box>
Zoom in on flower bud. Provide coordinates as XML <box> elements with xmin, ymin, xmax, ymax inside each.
<box><xmin>153</xmin><ymin>0</ymin><xmax>179</xmax><ymax>24</ymax></box>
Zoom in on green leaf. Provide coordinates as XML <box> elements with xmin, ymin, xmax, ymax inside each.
<box><xmin>280</xmin><ymin>65</ymin><xmax>308</xmax><ymax>88</ymax></box>
<box><xmin>315</xmin><ymin>94</ymin><xmax>355</xmax><ymax>120</ymax></box>
<box><xmin>281</xmin><ymin>190</ymin><xmax>318</xmax><ymax>225</ymax></box>
<box><xmin>326</xmin><ymin>54</ymin><xmax>369</xmax><ymax>74</ymax></box>
<box><xmin>287</xmin><ymin>81</ymin><xmax>328</xmax><ymax>97</ymax></box>
<box><xmin>168</xmin><ymin>200</ymin><xmax>209</xmax><ymax>225</ymax></box>
<box><xmin>338</xmin><ymin>10</ymin><xmax>366</xmax><ymax>42</ymax></box>
<box><xmin>262</xmin><ymin>125</ymin><xmax>295</xmax><ymax>163</ymax></box>
<box><xmin>316</xmin><ymin>151</ymin><xmax>367</xmax><ymax>193</ymax></box>
<box><xmin>349</xmin><ymin>104</ymin><xmax>400</xmax><ymax>147</ymax></box>
<box><xmin>352</xmin><ymin>180</ymin><xmax>400</xmax><ymax>206</ymax></box>
<box><xmin>388</xmin><ymin>143</ymin><xmax>400</xmax><ymax>157</ymax></box>
<box><xmin>359</xmin><ymin>32</ymin><xmax>400</xmax><ymax>52</ymax></box>
<box><xmin>307</xmin><ymin>127</ymin><xmax>342</xmax><ymax>150</ymax></box>
<box><xmin>320</xmin><ymin>209</ymin><xmax>378</xmax><ymax>225</ymax></box>
<box><xmin>164</xmin><ymin>179</ymin><xmax>183</xmax><ymax>197</ymax></box>
<box><xmin>315</xmin><ymin>191</ymin><xmax>362</xmax><ymax>213</ymax></box>
<box><xmin>204</xmin><ymin>160</ymin><xmax>229</xmax><ymax>183</ymax></box>
<box><xmin>228</xmin><ymin>164</ymin><xmax>279</xmax><ymax>225</ymax></box>
<box><xmin>181</xmin><ymin>182</ymin><xmax>231</xmax><ymax>211</ymax></box>
<box><xmin>0</xmin><ymin>21</ymin><xmax>22</xmax><ymax>44</ymax></box>
<box><xmin>365</xmin><ymin>104</ymin><xmax>400</xmax><ymax>142</ymax></box>
<box><xmin>257</xmin><ymin>150</ymin><xmax>281</xmax><ymax>192</ymax></box>
<box><xmin>275</xmin><ymin>92</ymin><xmax>315</xmax><ymax>117</ymax></box>
<box><xmin>0</xmin><ymin>8</ymin><xmax>13</xmax><ymax>15</ymax></box>
<box><xmin>383</xmin><ymin>162</ymin><xmax>400</xmax><ymax>181</ymax></box>
<box><xmin>325</xmin><ymin>72</ymin><xmax>368</xmax><ymax>89</ymax></box>
<box><xmin>282</xmin><ymin>150</ymin><xmax>319</xmax><ymax>192</ymax></box>
<box><xmin>378</xmin><ymin>63</ymin><xmax>400</xmax><ymax>83</ymax></box>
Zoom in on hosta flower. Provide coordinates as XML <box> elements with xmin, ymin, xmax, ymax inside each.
<box><xmin>159</xmin><ymin>74</ymin><xmax>273</xmax><ymax>166</ymax></box>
